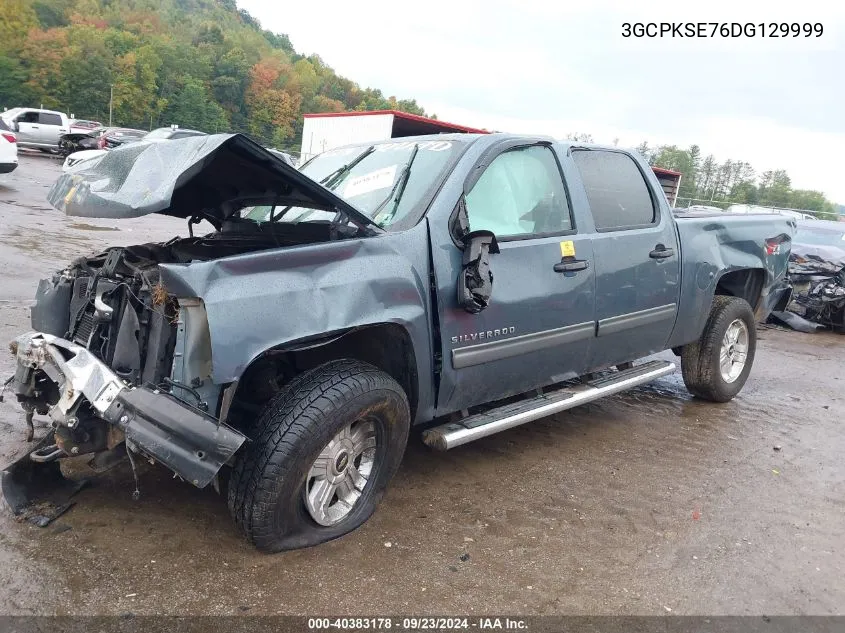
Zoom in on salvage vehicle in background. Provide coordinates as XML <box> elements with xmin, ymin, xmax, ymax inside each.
<box><xmin>141</xmin><ymin>126</ymin><xmax>207</xmax><ymax>142</ymax></box>
<box><xmin>0</xmin><ymin>118</ymin><xmax>18</xmax><ymax>174</ymax></box>
<box><xmin>62</xmin><ymin>126</ymin><xmax>196</xmax><ymax>170</ymax></box>
<box><xmin>98</xmin><ymin>127</ymin><xmax>154</xmax><ymax>149</ymax></box>
<box><xmin>782</xmin><ymin>219</ymin><xmax>845</xmax><ymax>330</ymax></box>
<box><xmin>0</xmin><ymin>108</ymin><xmax>70</xmax><ymax>152</ymax></box>
<box><xmin>3</xmin><ymin>133</ymin><xmax>793</xmax><ymax>552</ymax></box>
<box><xmin>60</xmin><ymin>127</ymin><xmax>146</xmax><ymax>159</ymax></box>
<box><xmin>68</xmin><ymin>119</ymin><xmax>102</xmax><ymax>133</ymax></box>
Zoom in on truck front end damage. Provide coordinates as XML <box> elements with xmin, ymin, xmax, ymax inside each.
<box><xmin>2</xmin><ymin>132</ymin><xmax>390</xmax><ymax>518</ymax></box>
<box><xmin>7</xmin><ymin>238</ymin><xmax>249</xmax><ymax>487</ymax></box>
<box><xmin>9</xmin><ymin>332</ymin><xmax>245</xmax><ymax>490</ymax></box>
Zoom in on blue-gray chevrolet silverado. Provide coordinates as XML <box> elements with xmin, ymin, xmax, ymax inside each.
<box><xmin>2</xmin><ymin>133</ymin><xmax>793</xmax><ymax>551</ymax></box>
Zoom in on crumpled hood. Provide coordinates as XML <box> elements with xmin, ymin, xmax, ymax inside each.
<box><xmin>47</xmin><ymin>133</ymin><xmax>381</xmax><ymax>233</ymax></box>
<box><xmin>789</xmin><ymin>242</ymin><xmax>845</xmax><ymax>276</ymax></box>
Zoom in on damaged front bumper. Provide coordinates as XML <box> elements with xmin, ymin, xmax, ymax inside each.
<box><xmin>9</xmin><ymin>332</ymin><xmax>246</xmax><ymax>488</ymax></box>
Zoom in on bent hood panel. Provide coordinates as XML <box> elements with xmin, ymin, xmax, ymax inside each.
<box><xmin>46</xmin><ymin>133</ymin><xmax>380</xmax><ymax>232</ymax></box>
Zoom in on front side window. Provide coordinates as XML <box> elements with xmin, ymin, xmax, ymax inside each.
<box><xmin>571</xmin><ymin>150</ymin><xmax>656</xmax><ymax>230</ymax></box>
<box><xmin>18</xmin><ymin>111</ymin><xmax>39</xmax><ymax>123</ymax></box>
<box><xmin>465</xmin><ymin>145</ymin><xmax>572</xmax><ymax>238</ymax></box>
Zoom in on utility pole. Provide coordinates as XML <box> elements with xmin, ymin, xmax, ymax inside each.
<box><xmin>109</xmin><ymin>85</ymin><xmax>114</xmax><ymax>126</ymax></box>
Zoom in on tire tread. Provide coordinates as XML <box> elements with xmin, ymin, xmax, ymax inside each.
<box><xmin>227</xmin><ymin>359</ymin><xmax>408</xmax><ymax>550</ymax></box>
<box><xmin>681</xmin><ymin>295</ymin><xmax>756</xmax><ymax>402</ymax></box>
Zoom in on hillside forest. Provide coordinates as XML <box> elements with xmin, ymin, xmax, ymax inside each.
<box><xmin>0</xmin><ymin>0</ymin><xmax>430</xmax><ymax>152</ymax></box>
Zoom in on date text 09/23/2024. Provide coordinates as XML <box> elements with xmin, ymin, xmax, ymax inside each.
<box><xmin>307</xmin><ymin>618</ymin><xmax>527</xmax><ymax>630</ymax></box>
<box><xmin>622</xmin><ymin>22</ymin><xmax>823</xmax><ymax>38</ymax></box>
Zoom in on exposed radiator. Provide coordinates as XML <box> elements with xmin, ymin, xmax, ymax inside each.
<box><xmin>73</xmin><ymin>309</ymin><xmax>96</xmax><ymax>346</ymax></box>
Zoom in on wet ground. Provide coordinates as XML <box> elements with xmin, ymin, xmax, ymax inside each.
<box><xmin>0</xmin><ymin>153</ymin><xmax>843</xmax><ymax>616</ymax></box>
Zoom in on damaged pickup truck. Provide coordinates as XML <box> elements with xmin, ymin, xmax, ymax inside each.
<box><xmin>3</xmin><ymin>133</ymin><xmax>793</xmax><ymax>551</ymax></box>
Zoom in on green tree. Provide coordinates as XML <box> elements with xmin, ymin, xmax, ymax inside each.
<box><xmin>31</xmin><ymin>0</ymin><xmax>69</xmax><ymax>28</ymax></box>
<box><xmin>0</xmin><ymin>53</ymin><xmax>32</xmax><ymax>107</ymax></box>
<box><xmin>0</xmin><ymin>0</ymin><xmax>38</xmax><ymax>53</ymax></box>
<box><xmin>758</xmin><ymin>170</ymin><xmax>792</xmax><ymax>207</ymax></box>
<box><xmin>59</xmin><ymin>27</ymin><xmax>113</xmax><ymax>120</ymax></box>
<box><xmin>730</xmin><ymin>181</ymin><xmax>758</xmax><ymax>204</ymax></box>
<box><xmin>162</xmin><ymin>77</ymin><xmax>228</xmax><ymax>132</ymax></box>
<box><xmin>112</xmin><ymin>45</ymin><xmax>161</xmax><ymax>127</ymax></box>
<box><xmin>789</xmin><ymin>190</ymin><xmax>836</xmax><ymax>219</ymax></box>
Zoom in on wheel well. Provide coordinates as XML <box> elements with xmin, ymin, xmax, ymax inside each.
<box><xmin>227</xmin><ymin>324</ymin><xmax>419</xmax><ymax>429</ymax></box>
<box><xmin>715</xmin><ymin>269</ymin><xmax>765</xmax><ymax>311</ymax></box>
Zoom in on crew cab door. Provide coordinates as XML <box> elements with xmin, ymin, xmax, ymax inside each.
<box><xmin>569</xmin><ymin>149</ymin><xmax>681</xmax><ymax>370</ymax></box>
<box><xmin>14</xmin><ymin>110</ymin><xmax>40</xmax><ymax>145</ymax></box>
<box><xmin>432</xmin><ymin>142</ymin><xmax>596</xmax><ymax>414</ymax></box>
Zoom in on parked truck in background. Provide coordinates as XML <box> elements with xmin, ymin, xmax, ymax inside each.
<box><xmin>0</xmin><ymin>108</ymin><xmax>70</xmax><ymax>152</ymax></box>
<box><xmin>3</xmin><ymin>133</ymin><xmax>793</xmax><ymax>552</ymax></box>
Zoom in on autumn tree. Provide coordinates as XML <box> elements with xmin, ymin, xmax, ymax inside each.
<box><xmin>245</xmin><ymin>57</ymin><xmax>302</xmax><ymax>145</ymax></box>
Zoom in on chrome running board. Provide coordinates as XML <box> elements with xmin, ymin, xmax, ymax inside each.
<box><xmin>423</xmin><ymin>360</ymin><xmax>676</xmax><ymax>451</ymax></box>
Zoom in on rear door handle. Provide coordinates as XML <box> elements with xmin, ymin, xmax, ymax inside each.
<box><xmin>649</xmin><ymin>246</ymin><xmax>675</xmax><ymax>259</ymax></box>
<box><xmin>554</xmin><ymin>259</ymin><xmax>589</xmax><ymax>273</ymax></box>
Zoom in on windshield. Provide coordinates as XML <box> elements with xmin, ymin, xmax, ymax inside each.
<box><xmin>144</xmin><ymin>128</ymin><xmax>173</xmax><ymax>139</ymax></box>
<box><xmin>113</xmin><ymin>129</ymin><xmax>145</xmax><ymax>138</ymax></box>
<box><xmin>1</xmin><ymin>108</ymin><xmax>24</xmax><ymax>121</ymax></box>
<box><xmin>794</xmin><ymin>226</ymin><xmax>845</xmax><ymax>246</ymax></box>
<box><xmin>241</xmin><ymin>139</ymin><xmax>463</xmax><ymax>228</ymax></box>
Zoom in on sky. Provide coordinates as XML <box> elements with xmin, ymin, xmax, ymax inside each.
<box><xmin>238</xmin><ymin>0</ymin><xmax>845</xmax><ymax>203</ymax></box>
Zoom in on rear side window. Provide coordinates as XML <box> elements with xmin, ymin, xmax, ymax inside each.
<box><xmin>39</xmin><ymin>113</ymin><xmax>62</xmax><ymax>126</ymax></box>
<box><xmin>572</xmin><ymin>150</ymin><xmax>656</xmax><ymax>230</ymax></box>
<box><xmin>466</xmin><ymin>145</ymin><xmax>572</xmax><ymax>238</ymax></box>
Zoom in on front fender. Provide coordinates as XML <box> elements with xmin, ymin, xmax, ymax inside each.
<box><xmin>158</xmin><ymin>224</ymin><xmax>434</xmax><ymax>418</ymax></box>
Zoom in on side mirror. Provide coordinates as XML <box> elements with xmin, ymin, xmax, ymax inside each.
<box><xmin>457</xmin><ymin>229</ymin><xmax>499</xmax><ymax>314</ymax></box>
<box><xmin>11</xmin><ymin>119</ymin><xmax>19</xmax><ymax>132</ymax></box>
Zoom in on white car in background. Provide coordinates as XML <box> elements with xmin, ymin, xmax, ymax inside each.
<box><xmin>63</xmin><ymin>148</ymin><xmax>107</xmax><ymax>171</ymax></box>
<box><xmin>0</xmin><ymin>118</ymin><xmax>18</xmax><ymax>174</ymax></box>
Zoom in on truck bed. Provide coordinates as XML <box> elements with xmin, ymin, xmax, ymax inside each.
<box><xmin>668</xmin><ymin>211</ymin><xmax>795</xmax><ymax>347</ymax></box>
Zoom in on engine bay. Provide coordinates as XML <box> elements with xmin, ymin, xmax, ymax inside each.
<box><xmin>28</xmin><ymin>219</ymin><xmax>345</xmax><ymax>391</ymax></box>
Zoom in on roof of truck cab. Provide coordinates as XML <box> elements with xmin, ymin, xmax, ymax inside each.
<box><xmin>324</xmin><ymin>132</ymin><xmax>605</xmax><ymax>147</ymax></box>
<box><xmin>317</xmin><ymin>134</ymin><xmax>650</xmax><ymax>164</ymax></box>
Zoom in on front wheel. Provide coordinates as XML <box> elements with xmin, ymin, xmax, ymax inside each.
<box><xmin>227</xmin><ymin>359</ymin><xmax>410</xmax><ymax>552</ymax></box>
<box><xmin>681</xmin><ymin>295</ymin><xmax>757</xmax><ymax>402</ymax></box>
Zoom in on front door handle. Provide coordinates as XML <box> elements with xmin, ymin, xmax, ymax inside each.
<box><xmin>554</xmin><ymin>259</ymin><xmax>589</xmax><ymax>273</ymax></box>
<box><xmin>649</xmin><ymin>245</ymin><xmax>675</xmax><ymax>259</ymax></box>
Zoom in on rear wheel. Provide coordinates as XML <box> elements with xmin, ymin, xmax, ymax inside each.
<box><xmin>681</xmin><ymin>295</ymin><xmax>756</xmax><ymax>402</ymax></box>
<box><xmin>227</xmin><ymin>359</ymin><xmax>410</xmax><ymax>552</ymax></box>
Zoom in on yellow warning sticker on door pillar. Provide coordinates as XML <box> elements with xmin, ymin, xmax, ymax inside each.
<box><xmin>560</xmin><ymin>240</ymin><xmax>575</xmax><ymax>258</ymax></box>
